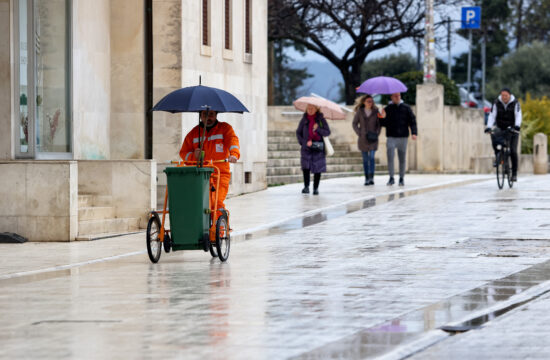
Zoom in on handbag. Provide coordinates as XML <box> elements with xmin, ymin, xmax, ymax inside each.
<box><xmin>323</xmin><ymin>136</ymin><xmax>334</xmax><ymax>157</ymax></box>
<box><xmin>316</xmin><ymin>117</ymin><xmax>335</xmax><ymax>157</ymax></box>
<box><xmin>310</xmin><ymin>141</ymin><xmax>325</xmax><ymax>152</ymax></box>
<box><xmin>366</xmin><ymin>131</ymin><xmax>378</xmax><ymax>143</ymax></box>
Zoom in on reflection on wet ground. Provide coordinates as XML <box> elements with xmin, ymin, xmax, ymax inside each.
<box><xmin>234</xmin><ymin>184</ymin><xmax>464</xmax><ymax>243</ymax></box>
<box><xmin>294</xmin><ymin>259</ymin><xmax>550</xmax><ymax>359</ymax></box>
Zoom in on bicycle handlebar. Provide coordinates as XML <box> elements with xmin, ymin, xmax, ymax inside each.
<box><xmin>486</xmin><ymin>126</ymin><xmax>520</xmax><ymax>135</ymax></box>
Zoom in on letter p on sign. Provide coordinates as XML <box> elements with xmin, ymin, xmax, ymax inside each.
<box><xmin>461</xmin><ymin>6</ymin><xmax>481</xmax><ymax>29</ymax></box>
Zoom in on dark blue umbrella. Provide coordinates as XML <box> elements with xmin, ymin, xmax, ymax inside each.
<box><xmin>152</xmin><ymin>85</ymin><xmax>249</xmax><ymax>113</ymax></box>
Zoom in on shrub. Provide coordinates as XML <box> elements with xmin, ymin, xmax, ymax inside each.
<box><xmin>520</xmin><ymin>94</ymin><xmax>550</xmax><ymax>154</ymax></box>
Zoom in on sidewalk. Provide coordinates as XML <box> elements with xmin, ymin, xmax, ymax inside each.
<box><xmin>0</xmin><ymin>174</ymin><xmax>491</xmax><ymax>279</ymax></box>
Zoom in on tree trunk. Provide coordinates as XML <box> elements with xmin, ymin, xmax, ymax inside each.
<box><xmin>341</xmin><ymin>64</ymin><xmax>363</xmax><ymax>105</ymax></box>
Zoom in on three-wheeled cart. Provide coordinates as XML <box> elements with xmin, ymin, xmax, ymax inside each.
<box><xmin>146</xmin><ymin>160</ymin><xmax>230</xmax><ymax>263</ymax></box>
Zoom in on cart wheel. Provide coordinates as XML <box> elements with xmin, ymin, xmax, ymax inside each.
<box><xmin>209</xmin><ymin>241</ymin><xmax>218</xmax><ymax>258</ymax></box>
<box><xmin>163</xmin><ymin>233</ymin><xmax>171</xmax><ymax>253</ymax></box>
<box><xmin>215</xmin><ymin>214</ymin><xmax>230</xmax><ymax>262</ymax></box>
<box><xmin>146</xmin><ymin>213</ymin><xmax>162</xmax><ymax>263</ymax></box>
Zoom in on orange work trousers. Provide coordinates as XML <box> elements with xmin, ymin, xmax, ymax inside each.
<box><xmin>210</xmin><ymin>172</ymin><xmax>231</xmax><ymax>211</ymax></box>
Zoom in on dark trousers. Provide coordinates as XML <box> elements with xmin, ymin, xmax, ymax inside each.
<box><xmin>303</xmin><ymin>170</ymin><xmax>321</xmax><ymax>189</ymax></box>
<box><xmin>491</xmin><ymin>129</ymin><xmax>519</xmax><ymax>175</ymax></box>
<box><xmin>361</xmin><ymin>150</ymin><xmax>376</xmax><ymax>176</ymax></box>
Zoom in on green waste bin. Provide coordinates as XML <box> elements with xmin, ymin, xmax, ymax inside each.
<box><xmin>164</xmin><ymin>166</ymin><xmax>213</xmax><ymax>251</ymax></box>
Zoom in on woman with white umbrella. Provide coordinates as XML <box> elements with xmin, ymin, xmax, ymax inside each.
<box><xmin>294</xmin><ymin>97</ymin><xmax>343</xmax><ymax>195</ymax></box>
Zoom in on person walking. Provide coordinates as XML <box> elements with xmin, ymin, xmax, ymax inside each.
<box><xmin>296</xmin><ymin>104</ymin><xmax>331</xmax><ymax>195</ymax></box>
<box><xmin>484</xmin><ymin>88</ymin><xmax>522</xmax><ymax>181</ymax></box>
<box><xmin>352</xmin><ymin>94</ymin><xmax>385</xmax><ymax>185</ymax></box>
<box><xmin>380</xmin><ymin>92</ymin><xmax>417</xmax><ymax>186</ymax></box>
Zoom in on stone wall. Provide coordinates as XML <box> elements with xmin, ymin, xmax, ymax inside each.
<box><xmin>0</xmin><ymin>161</ymin><xmax>78</xmax><ymax>241</ymax></box>
<box><xmin>78</xmin><ymin>160</ymin><xmax>156</xmax><ymax>227</ymax></box>
<box><xmin>0</xmin><ymin>0</ymin><xmax>11</xmax><ymax>160</ymax></box>
<box><xmin>268</xmin><ymin>87</ymin><xmax>493</xmax><ymax>174</ymax></box>
<box><xmin>72</xmin><ymin>0</ymin><xmax>111</xmax><ymax>159</ymax></box>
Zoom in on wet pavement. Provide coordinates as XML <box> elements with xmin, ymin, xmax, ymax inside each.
<box><xmin>1</xmin><ymin>174</ymin><xmax>550</xmax><ymax>359</ymax></box>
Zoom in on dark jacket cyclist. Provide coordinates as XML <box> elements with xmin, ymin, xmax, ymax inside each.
<box><xmin>485</xmin><ymin>88</ymin><xmax>522</xmax><ymax>181</ymax></box>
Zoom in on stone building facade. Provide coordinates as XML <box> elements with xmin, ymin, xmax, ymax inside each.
<box><xmin>0</xmin><ymin>0</ymin><xmax>268</xmax><ymax>241</ymax></box>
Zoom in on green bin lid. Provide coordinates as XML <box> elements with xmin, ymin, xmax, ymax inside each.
<box><xmin>164</xmin><ymin>166</ymin><xmax>214</xmax><ymax>175</ymax></box>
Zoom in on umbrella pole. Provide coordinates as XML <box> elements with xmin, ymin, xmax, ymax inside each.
<box><xmin>197</xmin><ymin>106</ymin><xmax>209</xmax><ymax>168</ymax></box>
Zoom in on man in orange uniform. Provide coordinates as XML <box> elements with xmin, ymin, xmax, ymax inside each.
<box><xmin>179</xmin><ymin>109</ymin><xmax>240</xmax><ymax>211</ymax></box>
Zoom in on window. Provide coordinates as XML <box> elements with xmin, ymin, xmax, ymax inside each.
<box><xmin>244</xmin><ymin>171</ymin><xmax>252</xmax><ymax>184</ymax></box>
<box><xmin>15</xmin><ymin>0</ymin><xmax>72</xmax><ymax>158</ymax></box>
<box><xmin>224</xmin><ymin>0</ymin><xmax>232</xmax><ymax>50</ymax></box>
<box><xmin>202</xmin><ymin>0</ymin><xmax>210</xmax><ymax>47</ymax></box>
<box><xmin>244</xmin><ymin>0</ymin><xmax>252</xmax><ymax>54</ymax></box>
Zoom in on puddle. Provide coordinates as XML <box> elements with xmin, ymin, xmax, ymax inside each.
<box><xmin>293</xmin><ymin>259</ymin><xmax>550</xmax><ymax>359</ymax></box>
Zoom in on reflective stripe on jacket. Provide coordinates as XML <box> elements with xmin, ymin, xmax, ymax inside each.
<box><xmin>179</xmin><ymin>121</ymin><xmax>240</xmax><ymax>174</ymax></box>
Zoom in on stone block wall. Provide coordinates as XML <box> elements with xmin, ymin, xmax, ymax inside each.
<box><xmin>78</xmin><ymin>160</ymin><xmax>156</xmax><ymax>227</ymax></box>
<box><xmin>0</xmin><ymin>161</ymin><xmax>78</xmax><ymax>241</ymax></box>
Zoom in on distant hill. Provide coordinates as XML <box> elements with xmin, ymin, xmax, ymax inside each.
<box><xmin>290</xmin><ymin>61</ymin><xmax>343</xmax><ymax>102</ymax></box>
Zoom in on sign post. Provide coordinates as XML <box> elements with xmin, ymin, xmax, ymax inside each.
<box><xmin>461</xmin><ymin>7</ymin><xmax>481</xmax><ymax>97</ymax></box>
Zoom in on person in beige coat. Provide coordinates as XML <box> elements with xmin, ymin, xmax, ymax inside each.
<box><xmin>352</xmin><ymin>95</ymin><xmax>385</xmax><ymax>185</ymax></box>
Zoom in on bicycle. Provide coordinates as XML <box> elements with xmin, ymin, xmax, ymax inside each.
<box><xmin>487</xmin><ymin>126</ymin><xmax>520</xmax><ymax>189</ymax></box>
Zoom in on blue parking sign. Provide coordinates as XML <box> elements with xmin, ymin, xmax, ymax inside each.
<box><xmin>461</xmin><ymin>7</ymin><xmax>481</xmax><ymax>29</ymax></box>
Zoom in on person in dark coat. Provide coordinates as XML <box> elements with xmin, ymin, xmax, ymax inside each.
<box><xmin>380</xmin><ymin>92</ymin><xmax>417</xmax><ymax>186</ymax></box>
<box><xmin>296</xmin><ymin>104</ymin><xmax>331</xmax><ymax>195</ymax></box>
<box><xmin>352</xmin><ymin>94</ymin><xmax>385</xmax><ymax>185</ymax></box>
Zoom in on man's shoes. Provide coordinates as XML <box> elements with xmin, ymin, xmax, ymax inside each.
<box><xmin>302</xmin><ymin>186</ymin><xmax>310</xmax><ymax>194</ymax></box>
<box><xmin>511</xmin><ymin>174</ymin><xmax>517</xmax><ymax>182</ymax></box>
<box><xmin>399</xmin><ymin>178</ymin><xmax>404</xmax><ymax>186</ymax></box>
<box><xmin>313</xmin><ymin>188</ymin><xmax>319</xmax><ymax>195</ymax></box>
<box><xmin>364</xmin><ymin>177</ymin><xmax>370</xmax><ymax>186</ymax></box>
<box><xmin>387</xmin><ymin>177</ymin><xmax>395</xmax><ymax>186</ymax></box>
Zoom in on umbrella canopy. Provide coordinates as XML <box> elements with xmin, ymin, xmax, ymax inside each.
<box><xmin>293</xmin><ymin>96</ymin><xmax>346</xmax><ymax>120</ymax></box>
<box><xmin>356</xmin><ymin>76</ymin><xmax>408</xmax><ymax>95</ymax></box>
<box><xmin>152</xmin><ymin>85</ymin><xmax>249</xmax><ymax>113</ymax></box>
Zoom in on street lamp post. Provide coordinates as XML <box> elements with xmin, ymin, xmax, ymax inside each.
<box><xmin>423</xmin><ymin>0</ymin><xmax>436</xmax><ymax>83</ymax></box>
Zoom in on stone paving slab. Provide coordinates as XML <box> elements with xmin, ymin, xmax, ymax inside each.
<box><xmin>1</xmin><ymin>175</ymin><xmax>550</xmax><ymax>359</ymax></box>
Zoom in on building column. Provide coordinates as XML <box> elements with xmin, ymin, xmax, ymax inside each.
<box><xmin>416</xmin><ymin>84</ymin><xmax>444</xmax><ymax>171</ymax></box>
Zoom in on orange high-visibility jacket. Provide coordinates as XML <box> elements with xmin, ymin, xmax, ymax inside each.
<box><xmin>179</xmin><ymin>121</ymin><xmax>240</xmax><ymax>175</ymax></box>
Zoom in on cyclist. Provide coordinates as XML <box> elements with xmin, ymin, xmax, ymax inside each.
<box><xmin>484</xmin><ymin>88</ymin><xmax>522</xmax><ymax>182</ymax></box>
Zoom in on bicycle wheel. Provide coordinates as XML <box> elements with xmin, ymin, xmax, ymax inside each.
<box><xmin>495</xmin><ymin>152</ymin><xmax>505</xmax><ymax>189</ymax></box>
<box><xmin>506</xmin><ymin>151</ymin><xmax>514</xmax><ymax>188</ymax></box>
<box><xmin>215</xmin><ymin>214</ymin><xmax>230</xmax><ymax>262</ymax></box>
<box><xmin>146</xmin><ymin>213</ymin><xmax>162</xmax><ymax>263</ymax></box>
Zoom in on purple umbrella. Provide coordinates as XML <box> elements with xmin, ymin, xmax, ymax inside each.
<box><xmin>356</xmin><ymin>76</ymin><xmax>408</xmax><ymax>95</ymax></box>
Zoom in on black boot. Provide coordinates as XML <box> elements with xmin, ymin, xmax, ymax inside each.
<box><xmin>302</xmin><ymin>186</ymin><xmax>310</xmax><ymax>194</ymax></box>
<box><xmin>387</xmin><ymin>177</ymin><xmax>395</xmax><ymax>186</ymax></box>
<box><xmin>368</xmin><ymin>173</ymin><xmax>374</xmax><ymax>185</ymax></box>
<box><xmin>364</xmin><ymin>174</ymin><xmax>370</xmax><ymax>186</ymax></box>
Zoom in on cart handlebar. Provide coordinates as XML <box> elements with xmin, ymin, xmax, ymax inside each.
<box><xmin>170</xmin><ymin>159</ymin><xmax>228</xmax><ymax>165</ymax></box>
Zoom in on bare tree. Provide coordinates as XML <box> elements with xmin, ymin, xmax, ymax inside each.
<box><xmin>269</xmin><ymin>0</ymin><xmax>457</xmax><ymax>104</ymax></box>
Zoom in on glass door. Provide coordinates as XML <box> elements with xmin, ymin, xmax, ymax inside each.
<box><xmin>15</xmin><ymin>0</ymin><xmax>72</xmax><ymax>159</ymax></box>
